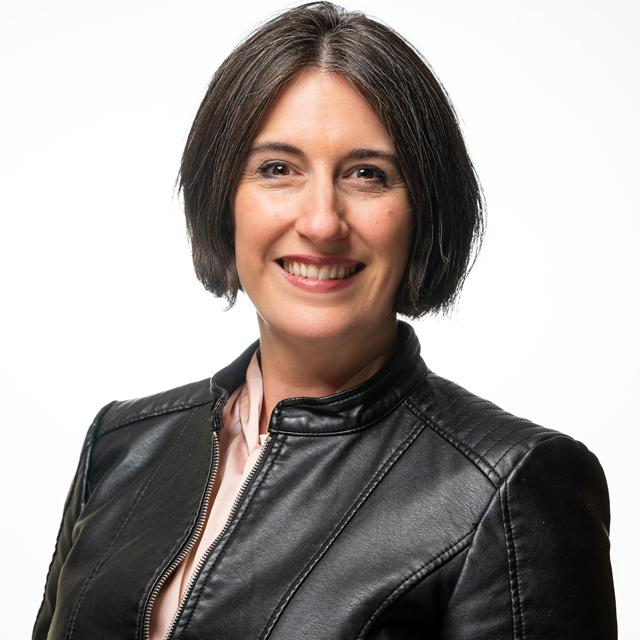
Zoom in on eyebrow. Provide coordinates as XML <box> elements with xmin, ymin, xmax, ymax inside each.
<box><xmin>248</xmin><ymin>142</ymin><xmax>399</xmax><ymax>167</ymax></box>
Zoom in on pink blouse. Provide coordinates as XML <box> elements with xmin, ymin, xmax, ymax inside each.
<box><xmin>149</xmin><ymin>349</ymin><xmax>266</xmax><ymax>639</ymax></box>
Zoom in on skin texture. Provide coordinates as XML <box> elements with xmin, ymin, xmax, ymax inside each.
<box><xmin>233</xmin><ymin>67</ymin><xmax>413</xmax><ymax>432</ymax></box>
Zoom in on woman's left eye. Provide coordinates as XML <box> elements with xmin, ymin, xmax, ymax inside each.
<box><xmin>350</xmin><ymin>166</ymin><xmax>388</xmax><ymax>185</ymax></box>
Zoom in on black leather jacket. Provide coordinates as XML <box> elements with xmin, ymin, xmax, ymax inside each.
<box><xmin>33</xmin><ymin>322</ymin><xmax>616</xmax><ymax>639</ymax></box>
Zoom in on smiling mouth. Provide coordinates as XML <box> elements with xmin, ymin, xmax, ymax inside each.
<box><xmin>276</xmin><ymin>258</ymin><xmax>365</xmax><ymax>281</ymax></box>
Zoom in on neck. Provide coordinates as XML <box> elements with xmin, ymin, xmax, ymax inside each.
<box><xmin>256</xmin><ymin>315</ymin><xmax>400</xmax><ymax>434</ymax></box>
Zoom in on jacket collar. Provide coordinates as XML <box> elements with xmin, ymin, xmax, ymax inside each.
<box><xmin>209</xmin><ymin>320</ymin><xmax>427</xmax><ymax>435</ymax></box>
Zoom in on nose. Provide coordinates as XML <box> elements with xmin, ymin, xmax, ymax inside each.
<box><xmin>294</xmin><ymin>174</ymin><xmax>349</xmax><ymax>245</ymax></box>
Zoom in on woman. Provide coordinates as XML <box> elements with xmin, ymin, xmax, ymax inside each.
<box><xmin>33</xmin><ymin>2</ymin><xmax>617</xmax><ymax>639</ymax></box>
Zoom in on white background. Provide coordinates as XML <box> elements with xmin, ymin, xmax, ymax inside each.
<box><xmin>1</xmin><ymin>0</ymin><xmax>637</xmax><ymax>636</ymax></box>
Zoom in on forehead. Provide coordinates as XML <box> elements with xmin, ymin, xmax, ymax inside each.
<box><xmin>251</xmin><ymin>67</ymin><xmax>395</xmax><ymax>153</ymax></box>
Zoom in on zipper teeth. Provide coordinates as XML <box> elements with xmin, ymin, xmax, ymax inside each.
<box><xmin>161</xmin><ymin>431</ymin><xmax>273</xmax><ymax>639</ymax></box>
<box><xmin>142</xmin><ymin>400</ymin><xmax>225</xmax><ymax>640</ymax></box>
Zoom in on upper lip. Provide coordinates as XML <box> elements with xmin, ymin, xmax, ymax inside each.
<box><xmin>277</xmin><ymin>254</ymin><xmax>363</xmax><ymax>267</ymax></box>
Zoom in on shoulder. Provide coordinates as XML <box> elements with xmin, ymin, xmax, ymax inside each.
<box><xmin>92</xmin><ymin>377</ymin><xmax>213</xmax><ymax>439</ymax></box>
<box><xmin>404</xmin><ymin>368</ymin><xmax>602</xmax><ymax>488</ymax></box>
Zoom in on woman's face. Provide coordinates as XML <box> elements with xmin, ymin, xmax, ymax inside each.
<box><xmin>233</xmin><ymin>67</ymin><xmax>413</xmax><ymax>345</ymax></box>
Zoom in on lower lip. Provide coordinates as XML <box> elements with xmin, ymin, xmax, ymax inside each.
<box><xmin>278</xmin><ymin>263</ymin><xmax>360</xmax><ymax>292</ymax></box>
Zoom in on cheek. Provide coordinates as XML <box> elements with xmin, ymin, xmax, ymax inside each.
<box><xmin>233</xmin><ymin>187</ymin><xmax>254</xmax><ymax>238</ymax></box>
<box><xmin>234</xmin><ymin>187</ymin><xmax>288</xmax><ymax>248</ymax></box>
<box><xmin>233</xmin><ymin>189</ymin><xmax>258</xmax><ymax>287</ymax></box>
<box><xmin>234</xmin><ymin>190</ymin><xmax>267</xmax><ymax>261</ymax></box>
<box><xmin>369</xmin><ymin>208</ymin><xmax>413</xmax><ymax>268</ymax></box>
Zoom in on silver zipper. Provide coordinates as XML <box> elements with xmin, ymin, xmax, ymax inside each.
<box><xmin>142</xmin><ymin>398</ymin><xmax>274</xmax><ymax>639</ymax></box>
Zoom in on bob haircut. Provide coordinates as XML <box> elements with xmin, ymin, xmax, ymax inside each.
<box><xmin>179</xmin><ymin>1</ymin><xmax>485</xmax><ymax>318</ymax></box>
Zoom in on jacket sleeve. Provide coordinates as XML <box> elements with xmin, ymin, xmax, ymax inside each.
<box><xmin>441</xmin><ymin>434</ymin><xmax>617</xmax><ymax>639</ymax></box>
<box><xmin>32</xmin><ymin>402</ymin><xmax>113</xmax><ymax>640</ymax></box>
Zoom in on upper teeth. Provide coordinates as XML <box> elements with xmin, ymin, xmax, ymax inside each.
<box><xmin>282</xmin><ymin>260</ymin><xmax>358</xmax><ymax>280</ymax></box>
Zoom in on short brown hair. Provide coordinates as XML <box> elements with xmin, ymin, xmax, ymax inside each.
<box><xmin>179</xmin><ymin>1</ymin><xmax>485</xmax><ymax>317</ymax></box>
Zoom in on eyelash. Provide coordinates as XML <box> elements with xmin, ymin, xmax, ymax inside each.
<box><xmin>256</xmin><ymin>161</ymin><xmax>389</xmax><ymax>187</ymax></box>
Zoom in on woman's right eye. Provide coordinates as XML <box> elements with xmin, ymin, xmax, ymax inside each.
<box><xmin>257</xmin><ymin>161</ymin><xmax>291</xmax><ymax>178</ymax></box>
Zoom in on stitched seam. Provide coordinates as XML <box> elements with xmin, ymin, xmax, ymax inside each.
<box><xmin>279</xmin><ymin>355</ymin><xmax>429</xmax><ymax>409</ymax></box>
<box><xmin>272</xmin><ymin>371</ymin><xmax>429</xmax><ymax>436</ymax></box>
<box><xmin>259</xmin><ymin>418</ymin><xmax>428</xmax><ymax>639</ymax></box>
<box><xmin>420</xmin><ymin>388</ymin><xmax>481</xmax><ymax>430</ymax></box>
<box><xmin>389</xmin><ymin>375</ymin><xmax>489</xmax><ymax>440</ymax></box>
<box><xmin>481</xmin><ymin>422</ymin><xmax>537</xmax><ymax>458</ymax></box>
<box><xmin>134</xmin><ymin>471</ymin><xmax>208</xmax><ymax>638</ymax></box>
<box><xmin>455</xmin><ymin>405</ymin><xmax>510</xmax><ymax>441</ymax></box>
<box><xmin>409</xmin><ymin>374</ymin><xmax>552</xmax><ymax>480</ymax></box>
<box><xmin>489</xmin><ymin>429</ymin><xmax>557</xmax><ymax>473</ymax></box>
<box><xmin>446</xmin><ymin>435</ymin><xmax>573</xmax><ymax>632</ymax></box>
<box><xmin>279</xmin><ymin>367</ymin><xmax>423</xmax><ymax>409</ymax></box>
<box><xmin>356</xmin><ymin>530</ymin><xmax>474</xmax><ymax>639</ymax></box>
<box><xmin>404</xmin><ymin>396</ymin><xmax>499</xmax><ymax>487</ymax></box>
<box><xmin>99</xmin><ymin>399</ymin><xmax>211</xmax><ymax>435</ymax></box>
<box><xmin>455</xmin><ymin>403</ymin><xmax>507</xmax><ymax>440</ymax></box>
<box><xmin>273</xmin><ymin>399</ymin><xmax>405</xmax><ymax>435</ymax></box>
<box><xmin>417</xmin><ymin>375</ymin><xmax>505</xmax><ymax>442</ymax></box>
<box><xmin>32</xmin><ymin>405</ymin><xmax>110</xmax><ymax>631</ymax></box>
<box><xmin>80</xmin><ymin>434</ymin><xmax>97</xmax><ymax>510</ymax></box>
<box><xmin>134</xmin><ymin>404</ymin><xmax>214</xmax><ymax>637</ymax></box>
<box><xmin>179</xmin><ymin>434</ymin><xmax>286</xmax><ymax>634</ymax></box>
<box><xmin>417</xmin><ymin>386</ymin><xmax>479</xmax><ymax>428</ymax></box>
<box><xmin>407</xmin><ymin>393</ymin><xmax>557</xmax><ymax>484</ymax></box>
<box><xmin>64</xmin><ymin>409</ymin><xmax>196</xmax><ymax>640</ymax></box>
<box><xmin>439</xmin><ymin>437</ymin><xmax>569</xmax><ymax>639</ymax></box>
<box><xmin>78</xmin><ymin>427</ymin><xmax>97</xmax><ymax>514</ymax></box>
<box><xmin>81</xmin><ymin>401</ymin><xmax>117</xmax><ymax>509</ymax></box>
<box><xmin>136</xmin><ymin>508</ymin><xmax>202</xmax><ymax>637</ymax></box>
<box><xmin>471</xmin><ymin>416</ymin><xmax>531</xmax><ymax>452</ymax></box>
<box><xmin>501</xmin><ymin>482</ymin><xmax>525</xmax><ymax>639</ymax></box>
<box><xmin>422</xmin><ymin>394</ymin><xmax>496</xmax><ymax>443</ymax></box>
<box><xmin>358</xmin><ymin>435</ymin><xmax>530</xmax><ymax>640</ymax></box>
<box><xmin>413</xmin><ymin>380</ymin><xmax>522</xmax><ymax>450</ymax></box>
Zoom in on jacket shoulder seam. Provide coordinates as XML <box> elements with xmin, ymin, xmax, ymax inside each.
<box><xmin>404</xmin><ymin>387</ymin><xmax>560</xmax><ymax>486</ymax></box>
<box><xmin>404</xmin><ymin>395</ymin><xmax>500</xmax><ymax>487</ymax></box>
<box><xmin>98</xmin><ymin>398</ymin><xmax>211</xmax><ymax>437</ymax></box>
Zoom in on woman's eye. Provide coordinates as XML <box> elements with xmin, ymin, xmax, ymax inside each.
<box><xmin>352</xmin><ymin>166</ymin><xmax>388</xmax><ymax>185</ymax></box>
<box><xmin>257</xmin><ymin>161</ymin><xmax>291</xmax><ymax>178</ymax></box>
